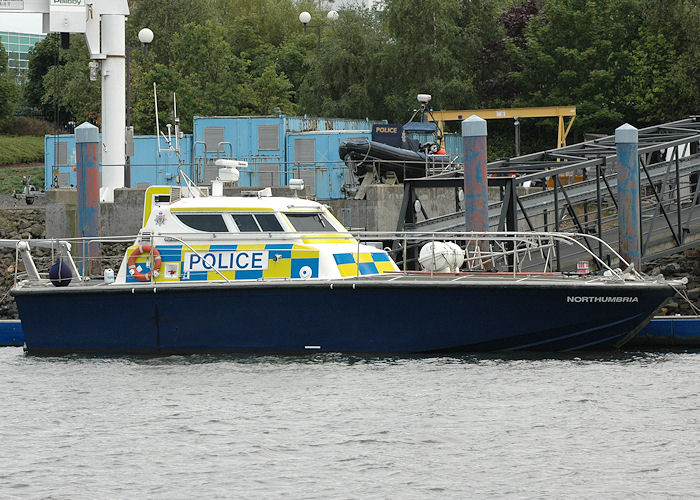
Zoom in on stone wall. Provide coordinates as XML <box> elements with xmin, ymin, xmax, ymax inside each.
<box><xmin>45</xmin><ymin>188</ymin><xmax>146</xmax><ymax>239</ymax></box>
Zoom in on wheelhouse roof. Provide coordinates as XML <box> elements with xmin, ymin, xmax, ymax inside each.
<box><xmin>166</xmin><ymin>196</ymin><xmax>324</xmax><ymax>212</ymax></box>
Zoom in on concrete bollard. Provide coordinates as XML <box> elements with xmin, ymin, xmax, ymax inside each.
<box><xmin>615</xmin><ymin>123</ymin><xmax>641</xmax><ymax>270</ymax></box>
<box><xmin>462</xmin><ymin>115</ymin><xmax>489</xmax><ymax>233</ymax></box>
<box><xmin>76</xmin><ymin>122</ymin><xmax>101</xmax><ymax>276</ymax></box>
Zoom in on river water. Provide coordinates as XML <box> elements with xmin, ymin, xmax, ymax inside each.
<box><xmin>0</xmin><ymin>348</ymin><xmax>698</xmax><ymax>498</ymax></box>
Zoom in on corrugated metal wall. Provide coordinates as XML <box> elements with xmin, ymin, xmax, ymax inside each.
<box><xmin>44</xmin><ymin>135</ymin><xmax>194</xmax><ymax>189</ymax></box>
<box><xmin>44</xmin><ymin>115</ymin><xmax>468</xmax><ymax>200</ymax></box>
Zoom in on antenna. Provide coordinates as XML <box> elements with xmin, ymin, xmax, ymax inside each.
<box><xmin>153</xmin><ymin>82</ymin><xmax>203</xmax><ymax>197</ymax></box>
<box><xmin>173</xmin><ymin>92</ymin><xmax>180</xmax><ymax>152</ymax></box>
<box><xmin>153</xmin><ymin>82</ymin><xmax>161</xmax><ymax>150</ymax></box>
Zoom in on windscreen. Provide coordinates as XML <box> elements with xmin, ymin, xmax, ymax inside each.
<box><xmin>284</xmin><ymin>213</ymin><xmax>338</xmax><ymax>232</ymax></box>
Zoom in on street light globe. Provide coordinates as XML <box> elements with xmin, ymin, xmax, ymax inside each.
<box><xmin>327</xmin><ymin>10</ymin><xmax>339</xmax><ymax>21</ymax></box>
<box><xmin>138</xmin><ymin>28</ymin><xmax>154</xmax><ymax>44</ymax></box>
<box><xmin>298</xmin><ymin>11</ymin><xmax>311</xmax><ymax>25</ymax></box>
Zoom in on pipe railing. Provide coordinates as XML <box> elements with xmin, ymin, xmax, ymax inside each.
<box><xmin>2</xmin><ymin>230</ymin><xmax>642</xmax><ymax>287</ymax></box>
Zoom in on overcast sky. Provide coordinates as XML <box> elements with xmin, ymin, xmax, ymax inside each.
<box><xmin>0</xmin><ymin>2</ymin><xmax>380</xmax><ymax>35</ymax></box>
<box><xmin>0</xmin><ymin>13</ymin><xmax>44</xmax><ymax>34</ymax></box>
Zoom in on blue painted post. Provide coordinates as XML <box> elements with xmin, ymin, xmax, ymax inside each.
<box><xmin>76</xmin><ymin>122</ymin><xmax>101</xmax><ymax>276</ymax></box>
<box><xmin>615</xmin><ymin>123</ymin><xmax>641</xmax><ymax>270</ymax></box>
<box><xmin>462</xmin><ymin>115</ymin><xmax>489</xmax><ymax>233</ymax></box>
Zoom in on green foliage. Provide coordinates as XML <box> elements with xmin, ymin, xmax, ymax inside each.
<box><xmin>41</xmin><ymin>36</ymin><xmax>101</xmax><ymax>125</ymax></box>
<box><xmin>506</xmin><ymin>0</ymin><xmax>643</xmax><ymax>134</ymax></box>
<box><xmin>126</xmin><ymin>0</ymin><xmax>217</xmax><ymax>66</ymax></box>
<box><xmin>627</xmin><ymin>28</ymin><xmax>679</xmax><ymax>124</ymax></box>
<box><xmin>381</xmin><ymin>0</ymin><xmax>474</xmax><ymax>118</ymax></box>
<box><xmin>24</xmin><ymin>34</ymin><xmax>68</xmax><ymax>122</ymax></box>
<box><xmin>5</xmin><ymin>117</ymin><xmax>56</xmax><ymax>136</ymax></box>
<box><xmin>170</xmin><ymin>21</ymin><xmax>254</xmax><ymax>121</ymax></box>
<box><xmin>297</xmin><ymin>7</ymin><xmax>389</xmax><ymax>118</ymax></box>
<box><xmin>0</xmin><ymin>136</ymin><xmax>45</xmax><ymax>166</ymax></box>
<box><xmin>130</xmin><ymin>62</ymin><xmax>177</xmax><ymax>135</ymax></box>
<box><xmin>9</xmin><ymin>0</ymin><xmax>699</xmax><ymax>149</ymax></box>
<box><xmin>0</xmin><ymin>43</ymin><xmax>20</xmax><ymax>130</ymax></box>
<box><xmin>253</xmin><ymin>65</ymin><xmax>298</xmax><ymax>115</ymax></box>
<box><xmin>626</xmin><ymin>0</ymin><xmax>700</xmax><ymax>125</ymax></box>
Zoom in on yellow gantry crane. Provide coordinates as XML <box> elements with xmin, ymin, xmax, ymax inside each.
<box><xmin>431</xmin><ymin>106</ymin><xmax>577</xmax><ymax>150</ymax></box>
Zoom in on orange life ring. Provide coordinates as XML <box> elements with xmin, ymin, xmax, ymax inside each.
<box><xmin>128</xmin><ymin>244</ymin><xmax>162</xmax><ymax>282</ymax></box>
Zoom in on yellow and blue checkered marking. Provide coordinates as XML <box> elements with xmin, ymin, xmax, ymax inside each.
<box><xmin>333</xmin><ymin>252</ymin><xmax>396</xmax><ymax>277</ymax></box>
<box><xmin>126</xmin><ymin>244</ymin><xmax>319</xmax><ymax>282</ymax></box>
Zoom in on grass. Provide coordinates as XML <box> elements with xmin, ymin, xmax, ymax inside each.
<box><xmin>0</xmin><ymin>166</ymin><xmax>45</xmax><ymax>194</ymax></box>
<box><xmin>0</xmin><ymin>135</ymin><xmax>45</xmax><ymax>166</ymax></box>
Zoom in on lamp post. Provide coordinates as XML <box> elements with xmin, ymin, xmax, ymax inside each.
<box><xmin>298</xmin><ymin>10</ymin><xmax>338</xmax><ymax>52</ymax></box>
<box><xmin>126</xmin><ymin>28</ymin><xmax>153</xmax><ymax>129</ymax></box>
<box><xmin>125</xmin><ymin>27</ymin><xmax>153</xmax><ymax>187</ymax></box>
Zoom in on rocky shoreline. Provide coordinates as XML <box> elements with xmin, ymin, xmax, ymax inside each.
<box><xmin>1</xmin><ymin>196</ymin><xmax>699</xmax><ymax>319</ymax></box>
<box><xmin>642</xmin><ymin>251</ymin><xmax>700</xmax><ymax>316</ymax></box>
<box><xmin>0</xmin><ymin>197</ymin><xmax>47</xmax><ymax>319</ymax></box>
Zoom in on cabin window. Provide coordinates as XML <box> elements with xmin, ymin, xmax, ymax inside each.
<box><xmin>285</xmin><ymin>213</ymin><xmax>338</xmax><ymax>232</ymax></box>
<box><xmin>255</xmin><ymin>214</ymin><xmax>284</xmax><ymax>232</ymax></box>
<box><xmin>231</xmin><ymin>213</ymin><xmax>285</xmax><ymax>232</ymax></box>
<box><xmin>175</xmin><ymin>214</ymin><xmax>228</xmax><ymax>232</ymax></box>
<box><xmin>232</xmin><ymin>214</ymin><xmax>259</xmax><ymax>232</ymax></box>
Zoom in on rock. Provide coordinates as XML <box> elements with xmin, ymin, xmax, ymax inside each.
<box><xmin>660</xmin><ymin>262</ymin><xmax>681</xmax><ymax>275</ymax></box>
<box><xmin>686</xmin><ymin>287</ymin><xmax>700</xmax><ymax>301</ymax></box>
<box><xmin>29</xmin><ymin>223</ymin><xmax>44</xmax><ymax>238</ymax></box>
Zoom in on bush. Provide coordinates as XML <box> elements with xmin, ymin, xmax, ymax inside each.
<box><xmin>0</xmin><ymin>135</ymin><xmax>45</xmax><ymax>166</ymax></box>
<box><xmin>5</xmin><ymin>116</ymin><xmax>56</xmax><ymax>136</ymax></box>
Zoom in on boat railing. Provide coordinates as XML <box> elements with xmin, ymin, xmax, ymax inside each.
<box><xmin>347</xmin><ymin>230</ymin><xmax>638</xmax><ymax>280</ymax></box>
<box><xmin>0</xmin><ymin>236</ymin><xmax>135</xmax><ymax>286</ymax></box>
<box><xmin>1</xmin><ymin>230</ymin><xmax>640</xmax><ymax>286</ymax></box>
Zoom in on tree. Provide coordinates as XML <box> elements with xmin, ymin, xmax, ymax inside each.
<box><xmin>126</xmin><ymin>0</ymin><xmax>217</xmax><ymax>66</ymax></box>
<box><xmin>506</xmin><ymin>0</ymin><xmax>643</xmax><ymax>134</ymax></box>
<box><xmin>253</xmin><ymin>65</ymin><xmax>298</xmax><ymax>115</ymax></box>
<box><xmin>0</xmin><ymin>42</ymin><xmax>20</xmax><ymax>130</ymax></box>
<box><xmin>41</xmin><ymin>36</ymin><xmax>101</xmax><ymax>125</ymax></box>
<box><xmin>25</xmin><ymin>34</ymin><xmax>69</xmax><ymax>123</ymax></box>
<box><xmin>213</xmin><ymin>0</ymin><xmax>312</xmax><ymax>111</ymax></box>
<box><xmin>167</xmin><ymin>21</ymin><xmax>255</xmax><ymax>127</ymax></box>
<box><xmin>130</xmin><ymin>61</ymin><xmax>177</xmax><ymax>135</ymax></box>
<box><xmin>381</xmin><ymin>0</ymin><xmax>471</xmax><ymax>119</ymax></box>
<box><xmin>296</xmin><ymin>7</ymin><xmax>390</xmax><ymax>119</ymax></box>
<box><xmin>476</xmin><ymin>0</ymin><xmax>540</xmax><ymax>106</ymax></box>
<box><xmin>626</xmin><ymin>0</ymin><xmax>700</xmax><ymax>124</ymax></box>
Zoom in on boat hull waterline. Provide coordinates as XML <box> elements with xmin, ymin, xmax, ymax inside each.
<box><xmin>13</xmin><ymin>276</ymin><xmax>674</xmax><ymax>354</ymax></box>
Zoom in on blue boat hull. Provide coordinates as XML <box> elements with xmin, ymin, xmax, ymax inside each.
<box><xmin>12</xmin><ymin>280</ymin><xmax>674</xmax><ymax>354</ymax></box>
<box><xmin>0</xmin><ymin>320</ymin><xmax>23</xmax><ymax>347</ymax></box>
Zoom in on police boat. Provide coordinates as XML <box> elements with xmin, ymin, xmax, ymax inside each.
<box><xmin>4</xmin><ymin>181</ymin><xmax>682</xmax><ymax>354</ymax></box>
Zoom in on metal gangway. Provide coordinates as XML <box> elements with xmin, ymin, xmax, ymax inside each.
<box><xmin>396</xmin><ymin>116</ymin><xmax>700</xmax><ymax>271</ymax></box>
